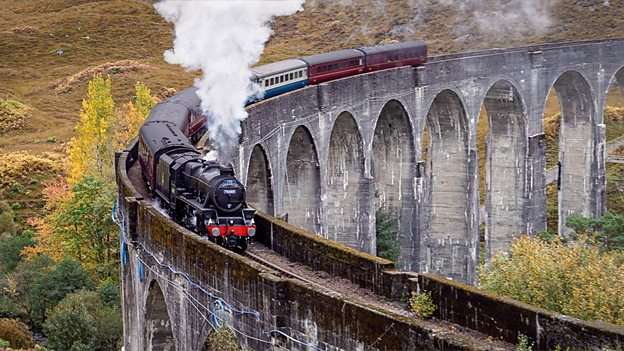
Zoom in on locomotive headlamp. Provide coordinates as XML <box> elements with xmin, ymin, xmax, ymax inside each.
<box><xmin>211</xmin><ymin>227</ymin><xmax>220</xmax><ymax>237</ymax></box>
<box><xmin>243</xmin><ymin>209</ymin><xmax>256</xmax><ymax>220</ymax></box>
<box><xmin>248</xmin><ymin>227</ymin><xmax>256</xmax><ymax>237</ymax></box>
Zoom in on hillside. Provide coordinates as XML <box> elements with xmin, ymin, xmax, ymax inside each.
<box><xmin>1</xmin><ymin>0</ymin><xmax>623</xmax><ymax>153</ymax></box>
<box><xmin>1</xmin><ymin>0</ymin><xmax>624</xmax><ymax>220</ymax></box>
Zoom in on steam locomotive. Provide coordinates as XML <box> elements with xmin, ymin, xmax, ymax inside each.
<box><xmin>138</xmin><ymin>89</ymin><xmax>256</xmax><ymax>252</ymax></box>
<box><xmin>137</xmin><ymin>40</ymin><xmax>428</xmax><ymax>252</ymax></box>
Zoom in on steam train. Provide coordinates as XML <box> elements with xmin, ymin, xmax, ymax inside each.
<box><xmin>138</xmin><ymin>40</ymin><xmax>428</xmax><ymax>252</ymax></box>
<box><xmin>138</xmin><ymin>89</ymin><xmax>256</xmax><ymax>252</ymax></box>
<box><xmin>250</xmin><ymin>40</ymin><xmax>427</xmax><ymax>101</ymax></box>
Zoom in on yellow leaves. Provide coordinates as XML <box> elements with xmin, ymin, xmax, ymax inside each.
<box><xmin>114</xmin><ymin>82</ymin><xmax>156</xmax><ymax>149</ymax></box>
<box><xmin>480</xmin><ymin>235</ymin><xmax>624</xmax><ymax>326</ymax></box>
<box><xmin>68</xmin><ymin>74</ymin><xmax>115</xmax><ymax>185</ymax></box>
<box><xmin>0</xmin><ymin>152</ymin><xmax>63</xmax><ymax>189</ymax></box>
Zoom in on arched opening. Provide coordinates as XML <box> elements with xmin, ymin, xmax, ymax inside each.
<box><xmin>372</xmin><ymin>100</ymin><xmax>416</xmax><ymax>269</ymax></box>
<box><xmin>145</xmin><ymin>281</ymin><xmax>176</xmax><ymax>351</ymax></box>
<box><xmin>545</xmin><ymin>71</ymin><xmax>595</xmax><ymax>235</ymax></box>
<box><xmin>422</xmin><ymin>90</ymin><xmax>470</xmax><ymax>281</ymax></box>
<box><xmin>604</xmin><ymin>68</ymin><xmax>624</xmax><ymax>214</ymax></box>
<box><xmin>284</xmin><ymin>126</ymin><xmax>322</xmax><ymax>233</ymax></box>
<box><xmin>326</xmin><ymin>112</ymin><xmax>366</xmax><ymax>249</ymax></box>
<box><xmin>246</xmin><ymin>145</ymin><xmax>274</xmax><ymax>215</ymax></box>
<box><xmin>479</xmin><ymin>81</ymin><xmax>527</xmax><ymax>261</ymax></box>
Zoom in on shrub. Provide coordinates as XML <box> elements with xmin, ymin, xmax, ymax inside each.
<box><xmin>0</xmin><ymin>318</ymin><xmax>35</xmax><ymax>349</ymax></box>
<box><xmin>0</xmin><ymin>99</ymin><xmax>29</xmax><ymax>135</ymax></box>
<box><xmin>516</xmin><ymin>334</ymin><xmax>533</xmax><ymax>351</ymax></box>
<box><xmin>0</xmin><ymin>338</ymin><xmax>9</xmax><ymax>348</ymax></box>
<box><xmin>480</xmin><ymin>235</ymin><xmax>624</xmax><ymax>326</ymax></box>
<box><xmin>376</xmin><ymin>208</ymin><xmax>400</xmax><ymax>261</ymax></box>
<box><xmin>408</xmin><ymin>291</ymin><xmax>436</xmax><ymax>319</ymax></box>
<box><xmin>203</xmin><ymin>327</ymin><xmax>240</xmax><ymax>351</ymax></box>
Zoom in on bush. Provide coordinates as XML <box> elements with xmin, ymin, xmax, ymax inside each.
<box><xmin>480</xmin><ymin>235</ymin><xmax>624</xmax><ymax>326</ymax></box>
<box><xmin>376</xmin><ymin>208</ymin><xmax>400</xmax><ymax>261</ymax></box>
<box><xmin>408</xmin><ymin>291</ymin><xmax>436</xmax><ymax>319</ymax></box>
<box><xmin>203</xmin><ymin>327</ymin><xmax>240</xmax><ymax>351</ymax></box>
<box><xmin>0</xmin><ymin>318</ymin><xmax>35</xmax><ymax>349</ymax></box>
<box><xmin>516</xmin><ymin>334</ymin><xmax>533</xmax><ymax>351</ymax></box>
<box><xmin>44</xmin><ymin>290</ymin><xmax>121</xmax><ymax>351</ymax></box>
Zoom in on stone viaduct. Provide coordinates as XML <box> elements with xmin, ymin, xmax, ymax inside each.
<box><xmin>117</xmin><ymin>39</ymin><xmax>624</xmax><ymax>350</ymax></box>
<box><xmin>240</xmin><ymin>38</ymin><xmax>624</xmax><ymax>282</ymax></box>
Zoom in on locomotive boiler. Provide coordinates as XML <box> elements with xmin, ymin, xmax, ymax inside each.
<box><xmin>138</xmin><ymin>89</ymin><xmax>255</xmax><ymax>252</ymax></box>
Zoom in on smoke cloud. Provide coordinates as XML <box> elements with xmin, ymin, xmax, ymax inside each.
<box><xmin>418</xmin><ymin>0</ymin><xmax>556</xmax><ymax>38</ymax></box>
<box><xmin>155</xmin><ymin>0</ymin><xmax>304</xmax><ymax>159</ymax></box>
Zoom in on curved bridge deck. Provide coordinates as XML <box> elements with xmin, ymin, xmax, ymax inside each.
<box><xmin>118</xmin><ymin>38</ymin><xmax>624</xmax><ymax>350</ymax></box>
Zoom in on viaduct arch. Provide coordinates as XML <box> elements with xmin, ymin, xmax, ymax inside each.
<box><xmin>117</xmin><ymin>38</ymin><xmax>624</xmax><ymax>351</ymax></box>
<box><xmin>239</xmin><ymin>39</ymin><xmax>624</xmax><ymax>283</ymax></box>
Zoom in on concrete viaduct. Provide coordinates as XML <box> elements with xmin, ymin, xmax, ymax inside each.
<box><xmin>240</xmin><ymin>38</ymin><xmax>624</xmax><ymax>282</ymax></box>
<box><xmin>116</xmin><ymin>39</ymin><xmax>624</xmax><ymax>351</ymax></box>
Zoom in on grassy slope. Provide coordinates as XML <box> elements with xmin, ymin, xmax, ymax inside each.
<box><xmin>1</xmin><ymin>0</ymin><xmax>624</xmax><ymax>221</ymax></box>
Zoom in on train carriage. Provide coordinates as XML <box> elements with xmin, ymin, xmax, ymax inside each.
<box><xmin>358</xmin><ymin>40</ymin><xmax>427</xmax><ymax>72</ymax></box>
<box><xmin>300</xmin><ymin>49</ymin><xmax>365</xmax><ymax>85</ymax></box>
<box><xmin>251</xmin><ymin>59</ymin><xmax>308</xmax><ymax>100</ymax></box>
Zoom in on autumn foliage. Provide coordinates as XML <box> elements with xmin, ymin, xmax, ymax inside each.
<box><xmin>480</xmin><ymin>234</ymin><xmax>624</xmax><ymax>326</ymax></box>
<box><xmin>68</xmin><ymin>75</ymin><xmax>116</xmax><ymax>185</ymax></box>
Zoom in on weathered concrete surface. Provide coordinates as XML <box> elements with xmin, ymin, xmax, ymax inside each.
<box><xmin>118</xmin><ymin>136</ymin><xmax>624</xmax><ymax>351</ymax></box>
<box><xmin>240</xmin><ymin>38</ymin><xmax>624</xmax><ymax>283</ymax></box>
<box><xmin>117</xmin><ymin>146</ymin><xmax>512</xmax><ymax>351</ymax></box>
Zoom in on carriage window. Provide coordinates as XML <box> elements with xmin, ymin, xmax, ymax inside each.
<box><xmin>270</xmin><ymin>78</ymin><xmax>274</xmax><ymax>85</ymax></box>
<box><xmin>289</xmin><ymin>73</ymin><xmax>294</xmax><ymax>80</ymax></box>
<box><xmin>264</xmin><ymin>80</ymin><xmax>269</xmax><ymax>87</ymax></box>
<box><xmin>280</xmin><ymin>75</ymin><xmax>284</xmax><ymax>83</ymax></box>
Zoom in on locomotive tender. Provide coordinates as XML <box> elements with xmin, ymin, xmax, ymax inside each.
<box><xmin>138</xmin><ymin>40</ymin><xmax>427</xmax><ymax>253</ymax></box>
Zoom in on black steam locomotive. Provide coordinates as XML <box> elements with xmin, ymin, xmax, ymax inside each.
<box><xmin>138</xmin><ymin>88</ymin><xmax>255</xmax><ymax>252</ymax></box>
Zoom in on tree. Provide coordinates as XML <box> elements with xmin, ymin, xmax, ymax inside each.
<box><xmin>44</xmin><ymin>290</ymin><xmax>121</xmax><ymax>351</ymax></box>
<box><xmin>48</xmin><ymin>176</ymin><xmax>118</xmax><ymax>279</ymax></box>
<box><xmin>566</xmin><ymin>212</ymin><xmax>624</xmax><ymax>251</ymax></box>
<box><xmin>376</xmin><ymin>208</ymin><xmax>400</xmax><ymax>261</ymax></box>
<box><xmin>15</xmin><ymin>257</ymin><xmax>93</xmax><ymax>328</ymax></box>
<box><xmin>480</xmin><ymin>235</ymin><xmax>624</xmax><ymax>326</ymax></box>
<box><xmin>68</xmin><ymin>74</ymin><xmax>115</xmax><ymax>184</ymax></box>
<box><xmin>115</xmin><ymin>82</ymin><xmax>156</xmax><ymax>148</ymax></box>
<box><xmin>0</xmin><ymin>229</ymin><xmax>34</xmax><ymax>274</ymax></box>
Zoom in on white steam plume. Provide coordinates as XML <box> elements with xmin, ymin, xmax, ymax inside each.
<box><xmin>155</xmin><ymin>0</ymin><xmax>304</xmax><ymax>159</ymax></box>
<box><xmin>415</xmin><ymin>0</ymin><xmax>556</xmax><ymax>39</ymax></box>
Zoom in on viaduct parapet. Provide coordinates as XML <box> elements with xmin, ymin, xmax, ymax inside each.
<box><xmin>117</xmin><ymin>39</ymin><xmax>624</xmax><ymax>350</ymax></box>
<box><xmin>239</xmin><ymin>38</ymin><xmax>624</xmax><ymax>283</ymax></box>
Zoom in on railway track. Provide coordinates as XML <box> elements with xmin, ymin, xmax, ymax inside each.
<box><xmin>245</xmin><ymin>245</ymin><xmax>323</xmax><ymax>288</ymax></box>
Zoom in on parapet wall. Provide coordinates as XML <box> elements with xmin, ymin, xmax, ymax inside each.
<box><xmin>117</xmin><ymin>144</ymin><xmax>496</xmax><ymax>351</ymax></box>
<box><xmin>255</xmin><ymin>212</ymin><xmax>624</xmax><ymax>350</ymax></box>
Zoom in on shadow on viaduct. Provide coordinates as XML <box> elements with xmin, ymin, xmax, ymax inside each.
<box><xmin>240</xmin><ymin>39</ymin><xmax>624</xmax><ymax>283</ymax></box>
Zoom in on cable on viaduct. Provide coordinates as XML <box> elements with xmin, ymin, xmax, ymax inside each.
<box><xmin>116</xmin><ymin>39</ymin><xmax>624</xmax><ymax>350</ymax></box>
